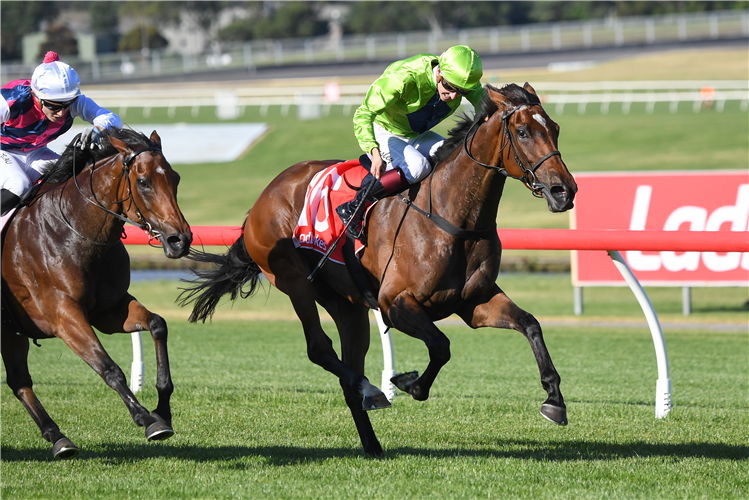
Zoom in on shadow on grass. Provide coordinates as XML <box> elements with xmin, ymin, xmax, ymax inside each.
<box><xmin>3</xmin><ymin>439</ymin><xmax>747</xmax><ymax>464</ymax></box>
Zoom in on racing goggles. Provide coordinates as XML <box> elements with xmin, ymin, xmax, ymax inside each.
<box><xmin>40</xmin><ymin>97</ymin><xmax>78</xmax><ymax>112</ymax></box>
<box><xmin>440</xmin><ymin>77</ymin><xmax>471</xmax><ymax>96</ymax></box>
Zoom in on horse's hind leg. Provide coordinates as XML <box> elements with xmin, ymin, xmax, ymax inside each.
<box><xmin>320</xmin><ymin>294</ymin><xmax>386</xmax><ymax>456</ymax></box>
<box><xmin>272</xmin><ymin>256</ymin><xmax>383</xmax><ymax>395</ymax></box>
<box><xmin>92</xmin><ymin>294</ymin><xmax>174</xmax><ymax>437</ymax></box>
<box><xmin>385</xmin><ymin>293</ymin><xmax>452</xmax><ymax>402</ymax></box>
<box><xmin>266</xmin><ymin>250</ymin><xmax>387</xmax><ymax>454</ymax></box>
<box><xmin>458</xmin><ymin>286</ymin><xmax>567</xmax><ymax>425</ymax></box>
<box><xmin>1</xmin><ymin>329</ymin><xmax>79</xmax><ymax>459</ymax></box>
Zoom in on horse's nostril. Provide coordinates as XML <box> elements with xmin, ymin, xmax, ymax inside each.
<box><xmin>167</xmin><ymin>235</ymin><xmax>184</xmax><ymax>249</ymax></box>
<box><xmin>550</xmin><ymin>185</ymin><xmax>567</xmax><ymax>199</ymax></box>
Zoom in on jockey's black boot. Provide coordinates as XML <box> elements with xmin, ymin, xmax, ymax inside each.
<box><xmin>336</xmin><ymin>168</ymin><xmax>410</xmax><ymax>243</ymax></box>
<box><xmin>1</xmin><ymin>189</ymin><xmax>21</xmax><ymax>217</ymax></box>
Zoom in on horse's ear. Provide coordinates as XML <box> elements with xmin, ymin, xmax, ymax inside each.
<box><xmin>150</xmin><ymin>131</ymin><xmax>162</xmax><ymax>148</ymax></box>
<box><xmin>109</xmin><ymin>136</ymin><xmax>133</xmax><ymax>156</ymax></box>
<box><xmin>523</xmin><ymin>82</ymin><xmax>538</xmax><ymax>96</ymax></box>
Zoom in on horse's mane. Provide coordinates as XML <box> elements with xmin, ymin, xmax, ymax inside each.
<box><xmin>45</xmin><ymin>128</ymin><xmax>152</xmax><ymax>184</ymax></box>
<box><xmin>432</xmin><ymin>83</ymin><xmax>541</xmax><ymax>166</ymax></box>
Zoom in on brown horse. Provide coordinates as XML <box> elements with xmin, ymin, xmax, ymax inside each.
<box><xmin>181</xmin><ymin>83</ymin><xmax>577</xmax><ymax>456</ymax></box>
<box><xmin>1</xmin><ymin>128</ymin><xmax>192</xmax><ymax>459</ymax></box>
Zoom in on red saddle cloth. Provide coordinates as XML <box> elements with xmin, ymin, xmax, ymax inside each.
<box><xmin>293</xmin><ymin>159</ymin><xmax>371</xmax><ymax>264</ymax></box>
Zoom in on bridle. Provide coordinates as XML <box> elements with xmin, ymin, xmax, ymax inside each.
<box><xmin>59</xmin><ymin>142</ymin><xmax>164</xmax><ymax>246</ymax></box>
<box><xmin>463</xmin><ymin>104</ymin><xmax>561</xmax><ymax>198</ymax></box>
<box><xmin>396</xmin><ymin>101</ymin><xmax>563</xmax><ymax>240</ymax></box>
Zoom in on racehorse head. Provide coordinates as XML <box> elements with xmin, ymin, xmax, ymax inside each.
<box><xmin>108</xmin><ymin>130</ymin><xmax>192</xmax><ymax>258</ymax></box>
<box><xmin>487</xmin><ymin>83</ymin><xmax>577</xmax><ymax>212</ymax></box>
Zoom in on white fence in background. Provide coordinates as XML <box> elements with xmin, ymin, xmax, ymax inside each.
<box><xmin>2</xmin><ymin>10</ymin><xmax>747</xmax><ymax>84</ymax></box>
<box><xmin>80</xmin><ymin>81</ymin><xmax>749</xmax><ymax>120</ymax></box>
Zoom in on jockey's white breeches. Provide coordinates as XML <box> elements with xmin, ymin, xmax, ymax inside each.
<box><xmin>0</xmin><ymin>147</ymin><xmax>59</xmax><ymax>196</ymax></box>
<box><xmin>374</xmin><ymin>123</ymin><xmax>444</xmax><ymax>184</ymax></box>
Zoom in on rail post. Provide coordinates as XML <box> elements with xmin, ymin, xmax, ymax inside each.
<box><xmin>130</xmin><ymin>332</ymin><xmax>145</xmax><ymax>393</ymax></box>
<box><xmin>374</xmin><ymin>309</ymin><xmax>397</xmax><ymax>401</ymax></box>
<box><xmin>607</xmin><ymin>251</ymin><xmax>672</xmax><ymax>418</ymax></box>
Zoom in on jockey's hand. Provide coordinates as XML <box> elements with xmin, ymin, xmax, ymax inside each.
<box><xmin>79</xmin><ymin>127</ymin><xmax>102</xmax><ymax>150</ymax></box>
<box><xmin>370</xmin><ymin>148</ymin><xmax>385</xmax><ymax>179</ymax></box>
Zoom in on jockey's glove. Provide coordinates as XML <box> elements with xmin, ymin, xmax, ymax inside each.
<box><xmin>79</xmin><ymin>127</ymin><xmax>102</xmax><ymax>150</ymax></box>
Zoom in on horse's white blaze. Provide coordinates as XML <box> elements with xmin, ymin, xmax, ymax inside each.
<box><xmin>156</xmin><ymin>166</ymin><xmax>166</xmax><ymax>174</ymax></box>
<box><xmin>533</xmin><ymin>113</ymin><xmax>549</xmax><ymax>131</ymax></box>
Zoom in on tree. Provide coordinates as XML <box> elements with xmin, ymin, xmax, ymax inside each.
<box><xmin>527</xmin><ymin>1</ymin><xmax>749</xmax><ymax>23</ymax></box>
<box><xmin>1</xmin><ymin>1</ymin><xmax>59</xmax><ymax>61</ymax></box>
<box><xmin>118</xmin><ymin>24</ymin><xmax>168</xmax><ymax>52</ymax></box>
<box><xmin>90</xmin><ymin>1</ymin><xmax>121</xmax><ymax>53</ymax></box>
<box><xmin>345</xmin><ymin>2</ymin><xmax>429</xmax><ymax>34</ymax></box>
<box><xmin>218</xmin><ymin>2</ymin><xmax>327</xmax><ymax>41</ymax></box>
<box><xmin>119</xmin><ymin>1</ymin><xmax>242</xmax><ymax>50</ymax></box>
<box><xmin>344</xmin><ymin>1</ymin><xmax>535</xmax><ymax>34</ymax></box>
<box><xmin>37</xmin><ymin>23</ymin><xmax>78</xmax><ymax>59</ymax></box>
<box><xmin>254</xmin><ymin>2</ymin><xmax>327</xmax><ymax>40</ymax></box>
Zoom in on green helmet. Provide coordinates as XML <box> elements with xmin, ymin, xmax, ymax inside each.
<box><xmin>438</xmin><ymin>45</ymin><xmax>483</xmax><ymax>91</ymax></box>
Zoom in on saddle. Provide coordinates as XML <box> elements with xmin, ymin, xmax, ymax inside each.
<box><xmin>293</xmin><ymin>155</ymin><xmax>380</xmax><ymax>309</ymax></box>
<box><xmin>337</xmin><ymin>156</ymin><xmax>380</xmax><ymax>310</ymax></box>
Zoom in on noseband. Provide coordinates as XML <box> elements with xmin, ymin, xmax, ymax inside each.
<box><xmin>463</xmin><ymin>105</ymin><xmax>561</xmax><ymax>198</ymax></box>
<box><xmin>64</xmin><ymin>144</ymin><xmax>164</xmax><ymax>246</ymax></box>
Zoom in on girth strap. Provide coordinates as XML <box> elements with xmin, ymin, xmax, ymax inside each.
<box><xmin>397</xmin><ymin>194</ymin><xmax>497</xmax><ymax>240</ymax></box>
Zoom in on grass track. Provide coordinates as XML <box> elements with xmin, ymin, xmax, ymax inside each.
<box><xmin>2</xmin><ymin>320</ymin><xmax>747</xmax><ymax>499</ymax></box>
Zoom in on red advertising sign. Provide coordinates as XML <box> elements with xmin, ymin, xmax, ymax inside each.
<box><xmin>571</xmin><ymin>171</ymin><xmax>749</xmax><ymax>286</ymax></box>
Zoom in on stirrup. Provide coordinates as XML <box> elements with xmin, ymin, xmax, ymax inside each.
<box><xmin>347</xmin><ymin>217</ymin><xmax>366</xmax><ymax>243</ymax></box>
<box><xmin>337</xmin><ymin>207</ymin><xmax>367</xmax><ymax>246</ymax></box>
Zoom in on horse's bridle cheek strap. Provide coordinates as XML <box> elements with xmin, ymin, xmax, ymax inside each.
<box><xmin>115</xmin><ymin>146</ymin><xmax>163</xmax><ymax>237</ymax></box>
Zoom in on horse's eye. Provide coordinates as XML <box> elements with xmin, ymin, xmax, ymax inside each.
<box><xmin>137</xmin><ymin>178</ymin><xmax>150</xmax><ymax>189</ymax></box>
<box><xmin>517</xmin><ymin>128</ymin><xmax>528</xmax><ymax>139</ymax></box>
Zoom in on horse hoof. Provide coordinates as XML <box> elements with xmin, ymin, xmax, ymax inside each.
<box><xmin>145</xmin><ymin>419</ymin><xmax>175</xmax><ymax>441</ymax></box>
<box><xmin>364</xmin><ymin>444</ymin><xmax>384</xmax><ymax>457</ymax></box>
<box><xmin>52</xmin><ymin>438</ymin><xmax>79</xmax><ymax>460</ymax></box>
<box><xmin>362</xmin><ymin>391</ymin><xmax>392</xmax><ymax>411</ymax></box>
<box><xmin>390</xmin><ymin>371</ymin><xmax>419</xmax><ymax>393</ymax></box>
<box><xmin>540</xmin><ymin>403</ymin><xmax>568</xmax><ymax>426</ymax></box>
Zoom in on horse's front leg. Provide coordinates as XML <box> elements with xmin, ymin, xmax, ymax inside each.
<box><xmin>385</xmin><ymin>293</ymin><xmax>451</xmax><ymax>402</ymax></box>
<box><xmin>56</xmin><ymin>298</ymin><xmax>173</xmax><ymax>441</ymax></box>
<box><xmin>93</xmin><ymin>293</ymin><xmax>174</xmax><ymax>426</ymax></box>
<box><xmin>458</xmin><ymin>285</ymin><xmax>567</xmax><ymax>425</ymax></box>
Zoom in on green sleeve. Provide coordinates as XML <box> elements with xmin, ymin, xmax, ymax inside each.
<box><xmin>352</xmin><ymin>74</ymin><xmax>404</xmax><ymax>153</ymax></box>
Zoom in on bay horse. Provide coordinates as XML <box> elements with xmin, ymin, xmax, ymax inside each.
<box><xmin>181</xmin><ymin>83</ymin><xmax>577</xmax><ymax>456</ymax></box>
<box><xmin>1</xmin><ymin>128</ymin><xmax>192</xmax><ymax>459</ymax></box>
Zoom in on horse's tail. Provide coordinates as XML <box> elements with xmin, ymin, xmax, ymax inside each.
<box><xmin>178</xmin><ymin>231</ymin><xmax>262</xmax><ymax>323</ymax></box>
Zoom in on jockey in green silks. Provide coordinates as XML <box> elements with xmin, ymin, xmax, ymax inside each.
<box><xmin>338</xmin><ymin>45</ymin><xmax>486</xmax><ymax>238</ymax></box>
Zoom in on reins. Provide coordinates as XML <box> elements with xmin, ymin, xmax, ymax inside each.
<box><xmin>58</xmin><ymin>141</ymin><xmax>163</xmax><ymax>246</ymax></box>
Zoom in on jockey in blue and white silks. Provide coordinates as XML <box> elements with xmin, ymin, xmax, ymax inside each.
<box><xmin>1</xmin><ymin>51</ymin><xmax>122</xmax><ymax>216</ymax></box>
